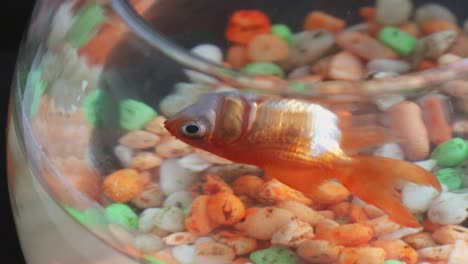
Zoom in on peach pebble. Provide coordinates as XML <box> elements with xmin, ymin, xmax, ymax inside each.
<box><xmin>366</xmin><ymin>215</ymin><xmax>401</xmax><ymax>238</ymax></box>
<box><xmin>201</xmin><ymin>174</ymin><xmax>233</xmax><ymax>195</ymax></box>
<box><xmin>371</xmin><ymin>240</ymin><xmax>418</xmax><ymax>264</ymax></box>
<box><xmin>247</xmin><ymin>34</ymin><xmax>289</xmax><ymax>62</ymax></box>
<box><xmin>297</xmin><ymin>239</ymin><xmax>342</xmax><ymax>263</ymax></box>
<box><xmin>118</xmin><ymin>130</ymin><xmax>160</xmax><ymax>149</ymax></box>
<box><xmin>313</xmin><ymin>181</ymin><xmax>350</xmax><ymax>205</ymax></box>
<box><xmin>235</xmin><ymin>207</ymin><xmax>295</xmax><ymax>240</ymax></box>
<box><xmin>403</xmin><ymin>232</ymin><xmax>437</xmax><ymax>250</ymax></box>
<box><xmin>328</xmin><ymin>51</ymin><xmax>364</xmax><ymax>81</ymax></box>
<box><xmin>399</xmin><ymin>22</ymin><xmax>422</xmax><ymax>37</ymax></box>
<box><xmin>194</xmin><ymin>242</ymin><xmax>236</xmax><ymax>263</ymax></box>
<box><xmin>255</xmin><ymin>178</ymin><xmax>312</xmax><ymax>205</ymax></box>
<box><xmin>185</xmin><ymin>195</ymin><xmax>219</xmax><ymax>236</ymax></box>
<box><xmin>212</xmin><ymin>230</ymin><xmax>258</xmax><ymax>255</ymax></box>
<box><xmin>336</xmin><ymin>31</ymin><xmax>397</xmax><ymax>60</ymax></box>
<box><xmin>144</xmin><ymin>116</ymin><xmax>169</xmax><ymax>136</ymax></box>
<box><xmin>421</xmin><ymin>19</ymin><xmax>461</xmax><ymax>35</ymax></box>
<box><xmin>417</xmin><ymin>245</ymin><xmax>453</xmax><ymax>261</ymax></box>
<box><xmin>419</xmin><ymin>95</ymin><xmax>452</xmax><ymax>145</ymax></box>
<box><xmin>231</xmin><ymin>175</ymin><xmax>264</xmax><ymax>198</ymax></box>
<box><xmin>227</xmin><ymin>45</ymin><xmax>250</xmax><ymax>69</ymax></box>
<box><xmin>387</xmin><ymin>101</ymin><xmax>430</xmax><ymax>161</ymax></box>
<box><xmin>277</xmin><ymin>200</ymin><xmax>326</xmax><ymax>226</ymax></box>
<box><xmin>338</xmin><ymin>247</ymin><xmax>386</xmax><ymax>264</ymax></box>
<box><xmin>102</xmin><ymin>169</ymin><xmax>148</xmax><ymax>203</ymax></box>
<box><xmin>315</xmin><ymin>223</ymin><xmax>373</xmax><ymax>247</ymax></box>
<box><xmin>207</xmin><ymin>192</ymin><xmax>245</xmax><ymax>226</ymax></box>
<box><xmin>432</xmin><ymin>225</ymin><xmax>468</xmax><ymax>245</ymax></box>
<box><xmin>350</xmin><ymin>204</ymin><xmax>369</xmax><ymax>223</ymax></box>
<box><xmin>131</xmin><ymin>152</ymin><xmax>162</xmax><ymax>170</ymax></box>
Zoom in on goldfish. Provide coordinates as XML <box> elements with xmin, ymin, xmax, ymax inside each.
<box><xmin>164</xmin><ymin>92</ymin><xmax>442</xmax><ymax>227</ymax></box>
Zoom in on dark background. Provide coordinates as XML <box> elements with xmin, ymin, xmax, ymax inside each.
<box><xmin>1</xmin><ymin>1</ymin><xmax>34</xmax><ymax>263</ymax></box>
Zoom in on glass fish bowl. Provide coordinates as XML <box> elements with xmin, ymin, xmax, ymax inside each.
<box><xmin>7</xmin><ymin>0</ymin><xmax>468</xmax><ymax>263</ymax></box>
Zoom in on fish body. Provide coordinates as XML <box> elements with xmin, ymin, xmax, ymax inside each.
<box><xmin>164</xmin><ymin>92</ymin><xmax>442</xmax><ymax>227</ymax></box>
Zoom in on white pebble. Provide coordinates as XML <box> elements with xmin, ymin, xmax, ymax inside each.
<box><xmin>415</xmin><ymin>3</ymin><xmax>457</xmax><ymax>25</ymax></box>
<box><xmin>173</xmin><ymin>244</ymin><xmax>196</xmax><ymax>264</ymax></box>
<box><xmin>378</xmin><ymin>227</ymin><xmax>423</xmax><ymax>241</ymax></box>
<box><xmin>271</xmin><ymin>219</ymin><xmax>314</xmax><ymax>247</ymax></box>
<box><xmin>139</xmin><ymin>208</ymin><xmax>164</xmax><ymax>233</ymax></box>
<box><xmin>448</xmin><ymin>240</ymin><xmax>468</xmax><ymax>264</ymax></box>
<box><xmin>367</xmin><ymin>59</ymin><xmax>411</xmax><ymax>74</ymax></box>
<box><xmin>108</xmin><ymin>224</ymin><xmax>136</xmax><ymax>245</ymax></box>
<box><xmin>428</xmin><ymin>192</ymin><xmax>468</xmax><ymax>225</ymax></box>
<box><xmin>178</xmin><ymin>154</ymin><xmax>213</xmax><ymax>172</ymax></box>
<box><xmin>288</xmin><ymin>66</ymin><xmax>311</xmax><ymax>79</ymax></box>
<box><xmin>132</xmin><ymin>183</ymin><xmax>165</xmax><ymax>209</ymax></box>
<box><xmin>153</xmin><ymin>206</ymin><xmax>186</xmax><ymax>232</ymax></box>
<box><xmin>135</xmin><ymin>234</ymin><xmax>164</xmax><ymax>253</ymax></box>
<box><xmin>376</xmin><ymin>0</ymin><xmax>412</xmax><ymax>26</ymax></box>
<box><xmin>113</xmin><ymin>145</ymin><xmax>134</xmax><ymax>168</ymax></box>
<box><xmin>160</xmin><ymin>159</ymin><xmax>197</xmax><ymax>195</ymax></box>
<box><xmin>185</xmin><ymin>44</ymin><xmax>223</xmax><ymax>84</ymax></box>
<box><xmin>413</xmin><ymin>159</ymin><xmax>437</xmax><ymax>171</ymax></box>
<box><xmin>373</xmin><ymin>143</ymin><xmax>405</xmax><ymax>160</ymax></box>
<box><xmin>194</xmin><ymin>236</ymin><xmax>216</xmax><ymax>245</ymax></box>
<box><xmin>374</xmin><ymin>94</ymin><xmax>406</xmax><ymax>111</ymax></box>
<box><xmin>163</xmin><ymin>191</ymin><xmax>195</xmax><ymax>209</ymax></box>
<box><xmin>402</xmin><ymin>183</ymin><xmax>440</xmax><ymax>214</ymax></box>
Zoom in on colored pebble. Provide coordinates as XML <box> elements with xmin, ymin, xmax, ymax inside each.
<box><xmin>418</xmin><ymin>94</ymin><xmax>453</xmax><ymax>145</ymax></box>
<box><xmin>378</xmin><ymin>27</ymin><xmax>417</xmax><ymax>56</ymax></box>
<box><xmin>105</xmin><ymin>203</ymin><xmax>139</xmax><ymax>230</ymax></box>
<box><xmin>271</xmin><ymin>24</ymin><xmax>293</xmax><ymax>44</ymax></box>
<box><xmin>435</xmin><ymin>168</ymin><xmax>462</xmax><ymax>191</ymax></box>
<box><xmin>82</xmin><ymin>89</ymin><xmax>108</xmax><ymax>126</ymax></box>
<box><xmin>247</xmin><ymin>34</ymin><xmax>289</xmax><ymax>62</ymax></box>
<box><xmin>119</xmin><ymin>99</ymin><xmax>157</xmax><ymax>131</ymax></box>
<box><xmin>118</xmin><ymin>130</ymin><xmax>160</xmax><ymax>149</ymax></box>
<box><xmin>131</xmin><ymin>183</ymin><xmax>164</xmax><ymax>209</ymax></box>
<box><xmin>235</xmin><ymin>207</ymin><xmax>295</xmax><ymax>240</ymax></box>
<box><xmin>103</xmin><ymin>169</ymin><xmax>148</xmax><ymax>203</ymax></box>
<box><xmin>303</xmin><ymin>11</ymin><xmax>346</xmax><ymax>33</ymax></box>
<box><xmin>296</xmin><ymin>240</ymin><xmax>341</xmax><ymax>263</ymax></box>
<box><xmin>375</xmin><ymin>0</ymin><xmax>413</xmax><ymax>26</ymax></box>
<box><xmin>315</xmin><ymin>223</ymin><xmax>374</xmax><ymax>246</ymax></box>
<box><xmin>242</xmin><ymin>62</ymin><xmax>285</xmax><ymax>78</ymax></box>
<box><xmin>336</xmin><ymin>31</ymin><xmax>397</xmax><ymax>60</ymax></box>
<box><xmin>432</xmin><ymin>225</ymin><xmax>468</xmax><ymax>245</ymax></box>
<box><xmin>338</xmin><ymin>247</ymin><xmax>386</xmax><ymax>264</ymax></box>
<box><xmin>225</xmin><ymin>10</ymin><xmax>271</xmax><ymax>45</ymax></box>
<box><xmin>421</xmin><ymin>19</ymin><xmax>460</xmax><ymax>35</ymax></box>
<box><xmin>431</xmin><ymin>138</ymin><xmax>468</xmax><ymax>167</ymax></box>
<box><xmin>226</xmin><ymin>45</ymin><xmax>250</xmax><ymax>69</ymax></box>
<box><xmin>367</xmin><ymin>59</ymin><xmax>411</xmax><ymax>74</ymax></box>
<box><xmin>185</xmin><ymin>195</ymin><xmax>218</xmax><ymax>236</ymax></box>
<box><xmin>250</xmin><ymin>246</ymin><xmax>300</xmax><ymax>264</ymax></box>
<box><xmin>427</xmin><ymin>192</ymin><xmax>468</xmax><ymax>225</ymax></box>
<box><xmin>159</xmin><ymin>159</ymin><xmax>197</xmax><ymax>195</ymax></box>
<box><xmin>207</xmin><ymin>191</ymin><xmax>245</xmax><ymax>225</ymax></box>
<box><xmin>65</xmin><ymin>3</ymin><xmax>106</xmax><ymax>49</ymax></box>
<box><xmin>271</xmin><ymin>219</ymin><xmax>315</xmax><ymax>247</ymax></box>
<box><xmin>387</xmin><ymin>101</ymin><xmax>430</xmax><ymax>161</ymax></box>
<box><xmin>193</xmin><ymin>242</ymin><xmax>235</xmax><ymax>263</ymax></box>
<box><xmin>401</xmin><ymin>183</ymin><xmax>439</xmax><ymax>214</ymax></box>
<box><xmin>371</xmin><ymin>240</ymin><xmax>418</xmax><ymax>264</ymax></box>
<box><xmin>327</xmin><ymin>51</ymin><xmax>364</xmax><ymax>81</ymax></box>
<box><xmin>384</xmin><ymin>260</ymin><xmax>405</xmax><ymax>264</ymax></box>
<box><xmin>419</xmin><ymin>30</ymin><xmax>458</xmax><ymax>60</ymax></box>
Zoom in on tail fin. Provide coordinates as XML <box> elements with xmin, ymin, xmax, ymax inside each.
<box><xmin>336</xmin><ymin>156</ymin><xmax>442</xmax><ymax>227</ymax></box>
<box><xmin>340</xmin><ymin>125</ymin><xmax>397</xmax><ymax>155</ymax></box>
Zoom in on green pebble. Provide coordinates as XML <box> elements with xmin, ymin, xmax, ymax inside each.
<box><xmin>29</xmin><ymin>70</ymin><xmax>48</xmax><ymax>117</ymax></box>
<box><xmin>271</xmin><ymin>24</ymin><xmax>293</xmax><ymax>44</ymax></box>
<box><xmin>431</xmin><ymin>138</ymin><xmax>468</xmax><ymax>167</ymax></box>
<box><xmin>242</xmin><ymin>62</ymin><xmax>285</xmax><ymax>78</ymax></box>
<box><xmin>384</xmin><ymin>261</ymin><xmax>405</xmax><ymax>264</ymax></box>
<box><xmin>119</xmin><ymin>99</ymin><xmax>157</xmax><ymax>131</ymax></box>
<box><xmin>83</xmin><ymin>89</ymin><xmax>109</xmax><ymax>126</ymax></box>
<box><xmin>65</xmin><ymin>3</ymin><xmax>107</xmax><ymax>49</ymax></box>
<box><xmin>378</xmin><ymin>27</ymin><xmax>417</xmax><ymax>56</ymax></box>
<box><xmin>105</xmin><ymin>203</ymin><xmax>139</xmax><ymax>230</ymax></box>
<box><xmin>250</xmin><ymin>246</ymin><xmax>300</xmax><ymax>264</ymax></box>
<box><xmin>83</xmin><ymin>208</ymin><xmax>108</xmax><ymax>227</ymax></box>
<box><xmin>435</xmin><ymin>168</ymin><xmax>462</xmax><ymax>191</ymax></box>
<box><xmin>63</xmin><ymin>205</ymin><xmax>89</xmax><ymax>225</ymax></box>
<box><xmin>143</xmin><ymin>255</ymin><xmax>167</xmax><ymax>264</ymax></box>
<box><xmin>290</xmin><ymin>82</ymin><xmax>309</xmax><ymax>91</ymax></box>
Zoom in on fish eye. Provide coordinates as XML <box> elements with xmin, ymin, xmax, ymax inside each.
<box><xmin>180</xmin><ymin>121</ymin><xmax>206</xmax><ymax>138</ymax></box>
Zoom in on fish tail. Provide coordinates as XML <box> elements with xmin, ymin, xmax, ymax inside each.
<box><xmin>335</xmin><ymin>156</ymin><xmax>442</xmax><ymax>227</ymax></box>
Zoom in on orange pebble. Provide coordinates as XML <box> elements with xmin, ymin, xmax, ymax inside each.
<box><xmin>417</xmin><ymin>59</ymin><xmax>437</xmax><ymax>70</ymax></box>
<box><xmin>207</xmin><ymin>192</ymin><xmax>246</xmax><ymax>225</ymax></box>
<box><xmin>202</xmin><ymin>174</ymin><xmax>233</xmax><ymax>195</ymax></box>
<box><xmin>233</xmin><ymin>258</ymin><xmax>252</xmax><ymax>264</ymax></box>
<box><xmin>371</xmin><ymin>240</ymin><xmax>418</xmax><ymax>264</ymax></box>
<box><xmin>359</xmin><ymin>6</ymin><xmax>376</xmax><ymax>22</ymax></box>
<box><xmin>247</xmin><ymin>34</ymin><xmax>289</xmax><ymax>62</ymax></box>
<box><xmin>399</xmin><ymin>22</ymin><xmax>421</xmax><ymax>37</ymax></box>
<box><xmin>336</xmin><ymin>31</ymin><xmax>397</xmax><ymax>60</ymax></box>
<box><xmin>318</xmin><ymin>210</ymin><xmax>335</xmax><ymax>219</ymax></box>
<box><xmin>185</xmin><ymin>195</ymin><xmax>218</xmax><ymax>236</ymax></box>
<box><xmin>227</xmin><ymin>45</ymin><xmax>250</xmax><ymax>69</ymax></box>
<box><xmin>231</xmin><ymin>175</ymin><xmax>264</xmax><ymax>197</ymax></box>
<box><xmin>350</xmin><ymin>204</ymin><xmax>369</xmax><ymax>223</ymax></box>
<box><xmin>315</xmin><ymin>223</ymin><xmax>374</xmax><ymax>247</ymax></box>
<box><xmin>102</xmin><ymin>169</ymin><xmax>147</xmax><ymax>203</ymax></box>
<box><xmin>421</xmin><ymin>19</ymin><xmax>461</xmax><ymax>35</ymax></box>
<box><xmin>225</xmin><ymin>10</ymin><xmax>271</xmax><ymax>45</ymax></box>
<box><xmin>304</xmin><ymin>11</ymin><xmax>346</xmax><ymax>33</ymax></box>
<box><xmin>338</xmin><ymin>247</ymin><xmax>386</xmax><ymax>264</ymax></box>
<box><xmin>312</xmin><ymin>181</ymin><xmax>351</xmax><ymax>205</ymax></box>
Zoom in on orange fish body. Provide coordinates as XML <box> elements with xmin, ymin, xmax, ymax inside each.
<box><xmin>164</xmin><ymin>92</ymin><xmax>442</xmax><ymax>227</ymax></box>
